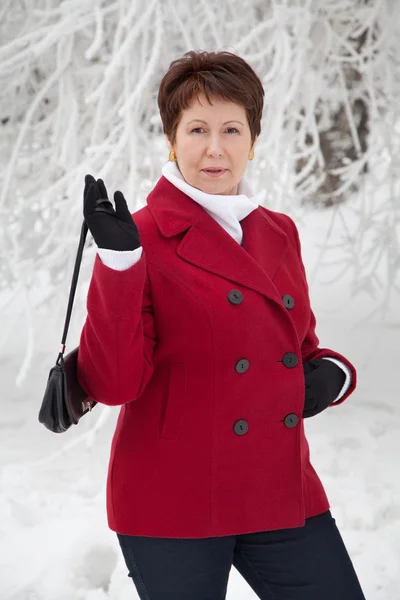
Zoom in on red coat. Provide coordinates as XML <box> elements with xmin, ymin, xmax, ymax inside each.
<box><xmin>77</xmin><ymin>175</ymin><xmax>357</xmax><ymax>538</ymax></box>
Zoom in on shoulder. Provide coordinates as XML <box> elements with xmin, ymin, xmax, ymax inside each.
<box><xmin>258</xmin><ymin>206</ymin><xmax>303</xmax><ymax>260</ymax></box>
<box><xmin>258</xmin><ymin>205</ymin><xmax>299</xmax><ymax>239</ymax></box>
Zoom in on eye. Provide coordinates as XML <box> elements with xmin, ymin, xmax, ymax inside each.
<box><xmin>190</xmin><ymin>127</ymin><xmax>240</xmax><ymax>134</ymax></box>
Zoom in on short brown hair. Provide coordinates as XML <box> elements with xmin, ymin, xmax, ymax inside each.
<box><xmin>157</xmin><ymin>50</ymin><xmax>264</xmax><ymax>147</ymax></box>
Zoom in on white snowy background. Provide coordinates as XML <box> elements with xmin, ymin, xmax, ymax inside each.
<box><xmin>1</xmin><ymin>1</ymin><xmax>399</xmax><ymax>599</ymax></box>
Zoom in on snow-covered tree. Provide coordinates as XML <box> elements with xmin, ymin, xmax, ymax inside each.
<box><xmin>0</xmin><ymin>0</ymin><xmax>399</xmax><ymax>378</ymax></box>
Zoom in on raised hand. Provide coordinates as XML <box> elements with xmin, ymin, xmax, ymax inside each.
<box><xmin>83</xmin><ymin>174</ymin><xmax>141</xmax><ymax>251</ymax></box>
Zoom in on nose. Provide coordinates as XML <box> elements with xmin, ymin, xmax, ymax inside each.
<box><xmin>207</xmin><ymin>136</ymin><xmax>224</xmax><ymax>157</ymax></box>
<box><xmin>207</xmin><ymin>148</ymin><xmax>223</xmax><ymax>158</ymax></box>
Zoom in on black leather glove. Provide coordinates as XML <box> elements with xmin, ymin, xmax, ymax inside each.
<box><xmin>302</xmin><ymin>358</ymin><xmax>346</xmax><ymax>419</ymax></box>
<box><xmin>83</xmin><ymin>174</ymin><xmax>141</xmax><ymax>251</ymax></box>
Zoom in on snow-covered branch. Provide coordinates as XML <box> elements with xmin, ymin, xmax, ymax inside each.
<box><xmin>0</xmin><ymin>0</ymin><xmax>399</xmax><ymax>379</ymax></box>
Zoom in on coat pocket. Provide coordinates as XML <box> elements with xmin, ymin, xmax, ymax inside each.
<box><xmin>160</xmin><ymin>362</ymin><xmax>186</xmax><ymax>440</ymax></box>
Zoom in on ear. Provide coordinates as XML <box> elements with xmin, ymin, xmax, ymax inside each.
<box><xmin>166</xmin><ymin>135</ymin><xmax>173</xmax><ymax>152</ymax></box>
<box><xmin>251</xmin><ymin>135</ymin><xmax>258</xmax><ymax>152</ymax></box>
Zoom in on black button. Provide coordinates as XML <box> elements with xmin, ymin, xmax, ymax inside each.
<box><xmin>282</xmin><ymin>353</ymin><xmax>298</xmax><ymax>368</ymax></box>
<box><xmin>234</xmin><ymin>420</ymin><xmax>248</xmax><ymax>435</ymax></box>
<box><xmin>284</xmin><ymin>413</ymin><xmax>299</xmax><ymax>428</ymax></box>
<box><xmin>228</xmin><ymin>290</ymin><xmax>243</xmax><ymax>305</ymax></box>
<box><xmin>282</xmin><ymin>294</ymin><xmax>295</xmax><ymax>309</ymax></box>
<box><xmin>235</xmin><ymin>359</ymin><xmax>249</xmax><ymax>373</ymax></box>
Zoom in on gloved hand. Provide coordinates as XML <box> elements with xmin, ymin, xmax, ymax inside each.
<box><xmin>302</xmin><ymin>358</ymin><xmax>346</xmax><ymax>419</ymax></box>
<box><xmin>83</xmin><ymin>174</ymin><xmax>141</xmax><ymax>251</ymax></box>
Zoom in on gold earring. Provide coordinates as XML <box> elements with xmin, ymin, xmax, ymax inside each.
<box><xmin>169</xmin><ymin>150</ymin><xmax>177</xmax><ymax>162</ymax></box>
<box><xmin>248</xmin><ymin>149</ymin><xmax>254</xmax><ymax>161</ymax></box>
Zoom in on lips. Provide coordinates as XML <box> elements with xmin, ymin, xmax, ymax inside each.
<box><xmin>202</xmin><ymin>169</ymin><xmax>228</xmax><ymax>178</ymax></box>
<box><xmin>202</xmin><ymin>168</ymin><xmax>227</xmax><ymax>172</ymax></box>
<box><xmin>202</xmin><ymin>168</ymin><xmax>227</xmax><ymax>178</ymax></box>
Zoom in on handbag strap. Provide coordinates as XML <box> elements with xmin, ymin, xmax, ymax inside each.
<box><xmin>57</xmin><ymin>220</ymin><xmax>88</xmax><ymax>365</ymax></box>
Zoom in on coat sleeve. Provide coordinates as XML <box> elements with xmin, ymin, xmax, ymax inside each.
<box><xmin>77</xmin><ymin>250</ymin><xmax>157</xmax><ymax>406</ymax></box>
<box><xmin>287</xmin><ymin>216</ymin><xmax>357</xmax><ymax>406</ymax></box>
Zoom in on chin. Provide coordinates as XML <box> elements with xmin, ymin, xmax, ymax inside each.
<box><xmin>199</xmin><ymin>178</ymin><xmax>228</xmax><ymax>191</ymax></box>
<box><xmin>205</xmin><ymin>182</ymin><xmax>236</xmax><ymax>196</ymax></box>
<box><xmin>201</xmin><ymin>184</ymin><xmax>225</xmax><ymax>195</ymax></box>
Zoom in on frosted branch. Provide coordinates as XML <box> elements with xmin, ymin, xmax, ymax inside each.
<box><xmin>0</xmin><ymin>0</ymin><xmax>400</xmax><ymax>395</ymax></box>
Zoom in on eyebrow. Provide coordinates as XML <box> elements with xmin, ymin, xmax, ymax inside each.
<box><xmin>186</xmin><ymin>119</ymin><xmax>244</xmax><ymax>126</ymax></box>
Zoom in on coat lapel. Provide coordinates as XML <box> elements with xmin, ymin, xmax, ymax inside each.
<box><xmin>147</xmin><ymin>176</ymin><xmax>289</xmax><ymax>306</ymax></box>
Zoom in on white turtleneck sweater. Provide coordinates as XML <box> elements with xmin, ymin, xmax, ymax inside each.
<box><xmin>96</xmin><ymin>161</ymin><xmax>351</xmax><ymax>403</ymax></box>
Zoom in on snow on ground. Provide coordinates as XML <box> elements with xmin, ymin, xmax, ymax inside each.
<box><xmin>0</xmin><ymin>204</ymin><xmax>399</xmax><ymax>599</ymax></box>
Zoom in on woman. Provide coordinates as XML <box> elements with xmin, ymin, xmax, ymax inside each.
<box><xmin>77</xmin><ymin>50</ymin><xmax>366</xmax><ymax>599</ymax></box>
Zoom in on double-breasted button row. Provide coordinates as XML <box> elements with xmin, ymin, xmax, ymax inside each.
<box><xmin>229</xmin><ymin>288</ymin><xmax>298</xmax><ymax>435</ymax></box>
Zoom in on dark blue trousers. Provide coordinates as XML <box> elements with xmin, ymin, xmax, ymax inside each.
<box><xmin>117</xmin><ymin>510</ymin><xmax>366</xmax><ymax>600</ymax></box>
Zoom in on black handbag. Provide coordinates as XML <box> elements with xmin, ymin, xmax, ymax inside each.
<box><xmin>38</xmin><ymin>221</ymin><xmax>97</xmax><ymax>433</ymax></box>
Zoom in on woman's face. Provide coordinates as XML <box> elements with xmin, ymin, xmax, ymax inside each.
<box><xmin>167</xmin><ymin>93</ymin><xmax>256</xmax><ymax>196</ymax></box>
